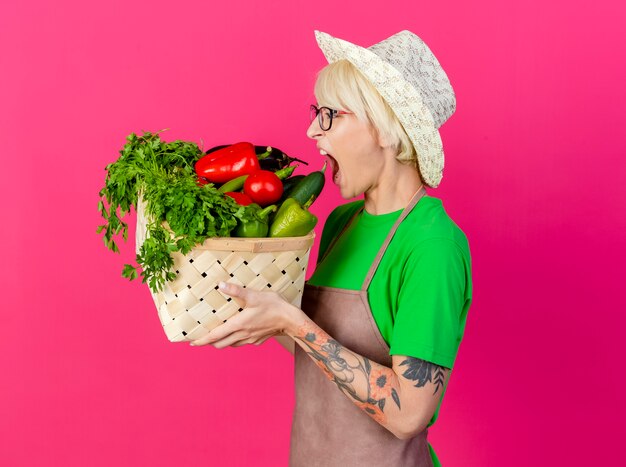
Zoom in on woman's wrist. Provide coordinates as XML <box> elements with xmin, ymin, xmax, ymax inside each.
<box><xmin>282</xmin><ymin>304</ymin><xmax>308</xmax><ymax>338</ymax></box>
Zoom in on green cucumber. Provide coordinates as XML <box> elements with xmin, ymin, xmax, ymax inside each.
<box><xmin>287</xmin><ymin>162</ymin><xmax>326</xmax><ymax>206</ymax></box>
<box><xmin>281</xmin><ymin>175</ymin><xmax>305</xmax><ymax>197</ymax></box>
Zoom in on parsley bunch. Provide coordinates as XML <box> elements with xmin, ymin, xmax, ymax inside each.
<box><xmin>97</xmin><ymin>130</ymin><xmax>252</xmax><ymax>293</ymax></box>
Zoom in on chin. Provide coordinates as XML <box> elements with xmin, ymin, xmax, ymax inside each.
<box><xmin>339</xmin><ymin>187</ymin><xmax>360</xmax><ymax>200</ymax></box>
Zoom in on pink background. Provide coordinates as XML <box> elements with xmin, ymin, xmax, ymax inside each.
<box><xmin>1</xmin><ymin>0</ymin><xmax>625</xmax><ymax>465</ymax></box>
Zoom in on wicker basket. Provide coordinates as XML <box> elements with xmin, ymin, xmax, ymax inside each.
<box><xmin>135</xmin><ymin>196</ymin><xmax>315</xmax><ymax>342</ymax></box>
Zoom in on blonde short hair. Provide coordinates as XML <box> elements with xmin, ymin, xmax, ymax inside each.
<box><xmin>314</xmin><ymin>59</ymin><xmax>423</xmax><ymax>181</ymax></box>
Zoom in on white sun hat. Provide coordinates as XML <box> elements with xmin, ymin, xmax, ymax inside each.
<box><xmin>314</xmin><ymin>30</ymin><xmax>456</xmax><ymax>188</ymax></box>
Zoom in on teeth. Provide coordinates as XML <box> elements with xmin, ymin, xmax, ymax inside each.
<box><xmin>319</xmin><ymin>149</ymin><xmax>328</xmax><ymax>155</ymax></box>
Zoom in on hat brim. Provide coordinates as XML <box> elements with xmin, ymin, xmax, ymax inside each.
<box><xmin>314</xmin><ymin>30</ymin><xmax>444</xmax><ymax>188</ymax></box>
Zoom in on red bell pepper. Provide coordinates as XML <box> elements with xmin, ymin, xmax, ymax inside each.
<box><xmin>195</xmin><ymin>142</ymin><xmax>260</xmax><ymax>184</ymax></box>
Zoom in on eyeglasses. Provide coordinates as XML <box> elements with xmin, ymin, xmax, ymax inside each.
<box><xmin>310</xmin><ymin>104</ymin><xmax>352</xmax><ymax>131</ymax></box>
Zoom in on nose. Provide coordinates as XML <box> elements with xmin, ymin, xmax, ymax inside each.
<box><xmin>307</xmin><ymin>117</ymin><xmax>323</xmax><ymax>140</ymax></box>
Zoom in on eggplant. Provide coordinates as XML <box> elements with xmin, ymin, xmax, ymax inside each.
<box><xmin>255</xmin><ymin>145</ymin><xmax>309</xmax><ymax>171</ymax></box>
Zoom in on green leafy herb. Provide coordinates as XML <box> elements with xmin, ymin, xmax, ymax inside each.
<box><xmin>97</xmin><ymin>130</ymin><xmax>257</xmax><ymax>293</ymax></box>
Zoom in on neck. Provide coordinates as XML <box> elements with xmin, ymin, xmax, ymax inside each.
<box><xmin>363</xmin><ymin>157</ymin><xmax>424</xmax><ymax>215</ymax></box>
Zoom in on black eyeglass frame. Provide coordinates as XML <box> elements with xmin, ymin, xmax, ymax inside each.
<box><xmin>310</xmin><ymin>104</ymin><xmax>352</xmax><ymax>131</ymax></box>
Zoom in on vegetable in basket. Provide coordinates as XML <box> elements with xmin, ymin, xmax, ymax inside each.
<box><xmin>269</xmin><ymin>163</ymin><xmax>326</xmax><ymax>224</ymax></box>
<box><xmin>269</xmin><ymin>196</ymin><xmax>318</xmax><ymax>237</ymax></box>
<box><xmin>224</xmin><ymin>191</ymin><xmax>253</xmax><ymax>206</ymax></box>
<box><xmin>280</xmin><ymin>175</ymin><xmax>306</xmax><ymax>199</ymax></box>
<box><xmin>97</xmin><ymin>131</ymin><xmax>322</xmax><ymax>293</ymax></box>
<box><xmin>217</xmin><ymin>164</ymin><xmax>296</xmax><ymax>195</ymax></box>
<box><xmin>243</xmin><ymin>169</ymin><xmax>283</xmax><ymax>206</ymax></box>
<box><xmin>254</xmin><ymin>145</ymin><xmax>309</xmax><ymax>171</ymax></box>
<box><xmin>195</xmin><ymin>142</ymin><xmax>261</xmax><ymax>183</ymax></box>
<box><xmin>234</xmin><ymin>204</ymin><xmax>277</xmax><ymax>237</ymax></box>
<box><xmin>98</xmin><ymin>131</ymin><xmax>258</xmax><ymax>292</ymax></box>
<box><xmin>205</xmin><ymin>144</ymin><xmax>309</xmax><ymax>171</ymax></box>
<box><xmin>218</xmin><ymin>174</ymin><xmax>249</xmax><ymax>193</ymax></box>
<box><xmin>285</xmin><ymin>162</ymin><xmax>326</xmax><ymax>206</ymax></box>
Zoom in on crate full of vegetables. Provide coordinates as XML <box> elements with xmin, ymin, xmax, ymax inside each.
<box><xmin>98</xmin><ymin>131</ymin><xmax>325</xmax><ymax>342</ymax></box>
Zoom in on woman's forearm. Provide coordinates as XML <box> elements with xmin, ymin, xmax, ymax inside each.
<box><xmin>284</xmin><ymin>308</ymin><xmax>415</xmax><ymax>439</ymax></box>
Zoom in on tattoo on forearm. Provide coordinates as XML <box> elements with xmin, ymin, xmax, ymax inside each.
<box><xmin>294</xmin><ymin>321</ymin><xmax>400</xmax><ymax>425</ymax></box>
<box><xmin>399</xmin><ymin>357</ymin><xmax>447</xmax><ymax>395</ymax></box>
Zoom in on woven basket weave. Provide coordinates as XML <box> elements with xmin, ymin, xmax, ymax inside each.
<box><xmin>135</xmin><ymin>196</ymin><xmax>315</xmax><ymax>342</ymax></box>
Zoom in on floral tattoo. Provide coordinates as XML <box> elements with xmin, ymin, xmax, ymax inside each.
<box><xmin>399</xmin><ymin>357</ymin><xmax>447</xmax><ymax>395</ymax></box>
<box><xmin>294</xmin><ymin>321</ymin><xmax>400</xmax><ymax>425</ymax></box>
<box><xmin>294</xmin><ymin>320</ymin><xmax>451</xmax><ymax>426</ymax></box>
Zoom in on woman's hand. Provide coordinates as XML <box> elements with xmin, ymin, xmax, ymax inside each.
<box><xmin>189</xmin><ymin>281</ymin><xmax>300</xmax><ymax>349</ymax></box>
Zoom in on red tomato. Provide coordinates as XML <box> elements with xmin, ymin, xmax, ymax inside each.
<box><xmin>224</xmin><ymin>191</ymin><xmax>254</xmax><ymax>206</ymax></box>
<box><xmin>243</xmin><ymin>170</ymin><xmax>283</xmax><ymax>206</ymax></box>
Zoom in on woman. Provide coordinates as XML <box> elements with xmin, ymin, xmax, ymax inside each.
<box><xmin>191</xmin><ymin>30</ymin><xmax>473</xmax><ymax>467</ymax></box>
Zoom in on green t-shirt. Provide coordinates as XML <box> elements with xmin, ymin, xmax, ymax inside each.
<box><xmin>307</xmin><ymin>195</ymin><xmax>472</xmax><ymax>466</ymax></box>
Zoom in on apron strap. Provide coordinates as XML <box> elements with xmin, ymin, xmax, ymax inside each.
<box><xmin>361</xmin><ymin>187</ymin><xmax>427</xmax><ymax>291</ymax></box>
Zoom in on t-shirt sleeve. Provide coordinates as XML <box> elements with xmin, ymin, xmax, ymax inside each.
<box><xmin>389</xmin><ymin>238</ymin><xmax>471</xmax><ymax>369</ymax></box>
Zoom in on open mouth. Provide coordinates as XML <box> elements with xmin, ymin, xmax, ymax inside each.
<box><xmin>320</xmin><ymin>150</ymin><xmax>340</xmax><ymax>184</ymax></box>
